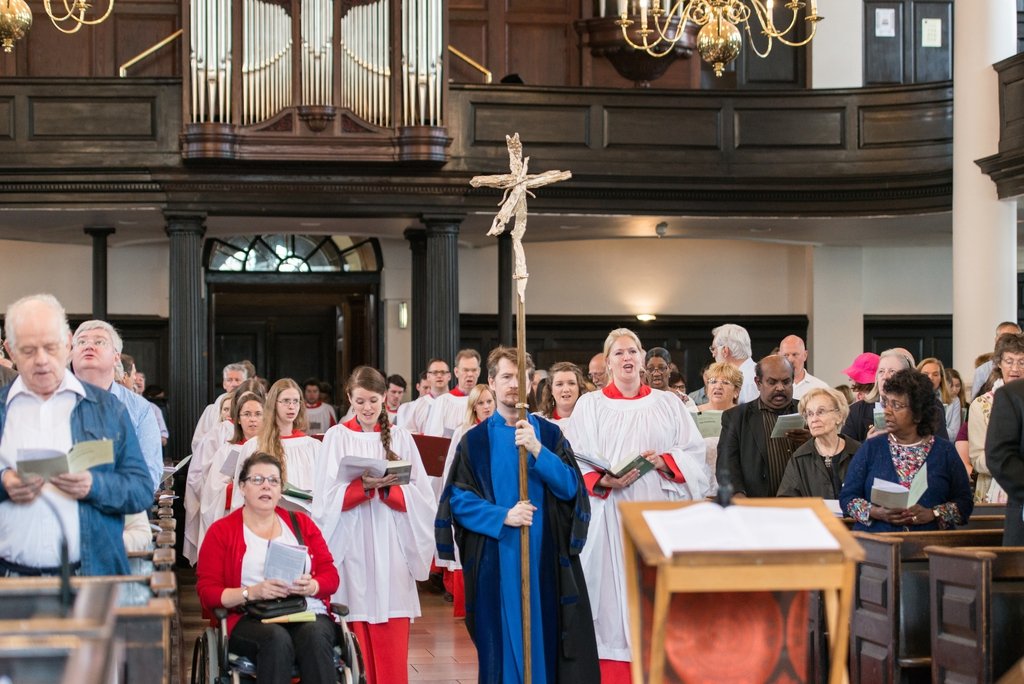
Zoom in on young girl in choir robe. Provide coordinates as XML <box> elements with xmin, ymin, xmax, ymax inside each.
<box><xmin>313</xmin><ymin>366</ymin><xmax>437</xmax><ymax>684</ymax></box>
<box><xmin>230</xmin><ymin>379</ymin><xmax>320</xmax><ymax>509</ymax></box>
<box><xmin>563</xmin><ymin>328</ymin><xmax>710</xmax><ymax>683</ymax></box>
<box><xmin>437</xmin><ymin>383</ymin><xmax>496</xmax><ymax>618</ymax></box>
<box><xmin>184</xmin><ymin>393</ymin><xmax>234</xmax><ymax>564</ymax></box>
<box><xmin>198</xmin><ymin>390</ymin><xmax>264</xmax><ymax>552</ymax></box>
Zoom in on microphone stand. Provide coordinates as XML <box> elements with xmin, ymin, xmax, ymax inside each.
<box><xmin>37</xmin><ymin>492</ymin><xmax>74</xmax><ymax>615</ymax></box>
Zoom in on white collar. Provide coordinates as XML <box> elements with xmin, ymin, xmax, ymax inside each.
<box><xmin>6</xmin><ymin>371</ymin><xmax>86</xmax><ymax>405</ymax></box>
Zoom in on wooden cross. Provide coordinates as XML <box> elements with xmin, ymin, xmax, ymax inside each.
<box><xmin>470</xmin><ymin>132</ymin><xmax>572</xmax><ymax>303</ymax></box>
<box><xmin>469</xmin><ymin>133</ymin><xmax>571</xmax><ymax>684</ymax></box>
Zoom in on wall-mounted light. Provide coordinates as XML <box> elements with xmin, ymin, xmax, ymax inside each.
<box><xmin>636</xmin><ymin>313</ymin><xmax>657</xmax><ymax>322</ymax></box>
<box><xmin>398</xmin><ymin>301</ymin><xmax>409</xmax><ymax>329</ymax></box>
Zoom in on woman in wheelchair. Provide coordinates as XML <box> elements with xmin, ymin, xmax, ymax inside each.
<box><xmin>197</xmin><ymin>452</ymin><xmax>341</xmax><ymax>683</ymax></box>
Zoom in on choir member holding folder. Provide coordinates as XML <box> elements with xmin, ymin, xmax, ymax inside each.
<box><xmin>564</xmin><ymin>328</ymin><xmax>708</xmax><ymax>683</ymax></box>
<box><xmin>839</xmin><ymin>369</ymin><xmax>973</xmax><ymax>532</ymax></box>
<box><xmin>313</xmin><ymin>366</ymin><xmax>436</xmax><ymax>684</ymax></box>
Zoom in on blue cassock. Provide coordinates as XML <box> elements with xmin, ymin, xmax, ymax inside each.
<box><xmin>449</xmin><ymin>412</ymin><xmax>578</xmax><ymax>684</ymax></box>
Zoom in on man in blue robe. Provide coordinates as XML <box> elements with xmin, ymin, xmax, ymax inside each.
<box><xmin>436</xmin><ymin>346</ymin><xmax>600</xmax><ymax>684</ymax></box>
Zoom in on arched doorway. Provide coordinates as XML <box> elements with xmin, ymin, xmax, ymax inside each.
<box><xmin>204</xmin><ymin>234</ymin><xmax>383</xmax><ymax>401</ymax></box>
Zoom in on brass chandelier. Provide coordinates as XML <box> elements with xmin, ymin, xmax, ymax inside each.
<box><xmin>0</xmin><ymin>0</ymin><xmax>114</xmax><ymax>53</ymax></box>
<box><xmin>618</xmin><ymin>0</ymin><xmax>822</xmax><ymax>77</ymax></box>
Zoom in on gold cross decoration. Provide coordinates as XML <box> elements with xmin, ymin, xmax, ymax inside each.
<box><xmin>470</xmin><ymin>133</ymin><xmax>572</xmax><ymax>303</ymax></box>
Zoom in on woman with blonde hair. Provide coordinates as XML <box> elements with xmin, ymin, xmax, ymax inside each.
<box><xmin>917</xmin><ymin>357</ymin><xmax>962</xmax><ymax>437</ymax></box>
<box><xmin>313</xmin><ymin>366</ymin><xmax>436</xmax><ymax>684</ymax></box>
<box><xmin>231</xmin><ymin>378</ymin><xmax>320</xmax><ymax>508</ymax></box>
<box><xmin>538</xmin><ymin>361</ymin><xmax>589</xmax><ymax>426</ymax></box>
<box><xmin>694</xmin><ymin>361</ymin><xmax>743</xmax><ymax>495</ymax></box>
<box><xmin>565</xmin><ymin>327</ymin><xmax>708</xmax><ymax>682</ymax></box>
<box><xmin>778</xmin><ymin>387</ymin><xmax>860</xmax><ymax>498</ymax></box>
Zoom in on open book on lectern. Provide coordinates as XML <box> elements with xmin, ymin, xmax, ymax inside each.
<box><xmin>642</xmin><ymin>502</ymin><xmax>841</xmax><ymax>557</ymax></box>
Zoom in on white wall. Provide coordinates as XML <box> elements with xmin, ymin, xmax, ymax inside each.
<box><xmin>0</xmin><ymin>240</ymin><xmax>169</xmax><ymax>318</ymax></box>
<box><xmin>378</xmin><ymin>237</ymin><xmax>412</xmax><ymax>390</ymax></box>
<box><xmin>810</xmin><ymin>246</ymin><xmax>865</xmax><ymax>387</ymax></box>
<box><xmin>810</xmin><ymin>0</ymin><xmax>864</xmax><ymax>89</ymax></box>
<box><xmin>861</xmin><ymin>245</ymin><xmax>953</xmax><ymax>315</ymax></box>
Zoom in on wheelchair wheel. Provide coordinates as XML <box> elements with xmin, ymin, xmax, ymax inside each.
<box><xmin>190</xmin><ymin>628</ymin><xmax>221</xmax><ymax>684</ymax></box>
<box><xmin>339</xmin><ymin>624</ymin><xmax>365</xmax><ymax>684</ymax></box>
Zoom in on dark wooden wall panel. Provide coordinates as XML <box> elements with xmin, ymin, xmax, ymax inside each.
<box><xmin>26</xmin><ymin>24</ymin><xmax>95</xmax><ymax>77</ymax></box>
<box><xmin>30</xmin><ymin>98</ymin><xmax>155</xmax><ymax>139</ymax></box>
<box><xmin>863</xmin><ymin>316</ymin><xmax>953</xmax><ymax>368</ymax></box>
<box><xmin>604</xmin><ymin>106</ymin><xmax>721</xmax><ymax>150</ymax></box>
<box><xmin>505</xmin><ymin>22</ymin><xmax>574</xmax><ymax>86</ymax></box>
<box><xmin>864</xmin><ymin>0</ymin><xmax>952</xmax><ymax>85</ymax></box>
<box><xmin>864</xmin><ymin>2</ymin><xmax>906</xmax><ymax>84</ymax></box>
<box><xmin>474</xmin><ymin>104</ymin><xmax>590</xmax><ymax>145</ymax></box>
<box><xmin>0</xmin><ymin>99</ymin><xmax>12</xmax><ymax>140</ymax></box>
<box><xmin>113</xmin><ymin>14</ymin><xmax>180</xmax><ymax>78</ymax></box>
<box><xmin>860</xmin><ymin>101</ymin><xmax>952</xmax><ymax>147</ymax></box>
<box><xmin>911</xmin><ymin>1</ymin><xmax>953</xmax><ymax>83</ymax></box>
<box><xmin>734</xmin><ymin>109</ymin><xmax>845</xmax><ymax>149</ymax></box>
<box><xmin>449</xmin><ymin>20</ymin><xmax>489</xmax><ymax>83</ymax></box>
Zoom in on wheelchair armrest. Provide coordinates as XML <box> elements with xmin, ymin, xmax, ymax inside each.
<box><xmin>213</xmin><ymin>607</ymin><xmax>229</xmax><ymax>621</ymax></box>
<box><xmin>330</xmin><ymin>603</ymin><xmax>350</xmax><ymax>617</ymax></box>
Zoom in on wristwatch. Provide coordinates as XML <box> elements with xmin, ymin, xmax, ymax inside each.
<box><xmin>241</xmin><ymin>586</ymin><xmax>250</xmax><ymax>603</ymax></box>
<box><xmin>932</xmin><ymin>506</ymin><xmax>942</xmax><ymax>521</ymax></box>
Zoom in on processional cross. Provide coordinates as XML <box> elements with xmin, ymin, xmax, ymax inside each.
<box><xmin>470</xmin><ymin>133</ymin><xmax>571</xmax><ymax>684</ymax></box>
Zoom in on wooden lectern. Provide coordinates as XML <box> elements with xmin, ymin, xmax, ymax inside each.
<box><xmin>620</xmin><ymin>498</ymin><xmax>864</xmax><ymax>684</ymax></box>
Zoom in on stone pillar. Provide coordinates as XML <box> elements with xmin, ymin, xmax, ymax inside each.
<box><xmin>497</xmin><ymin>231</ymin><xmax>514</xmax><ymax>347</ymax></box>
<box><xmin>421</xmin><ymin>214</ymin><xmax>462</xmax><ymax>366</ymax></box>
<box><xmin>809</xmin><ymin>246</ymin><xmax>864</xmax><ymax>386</ymax></box>
<box><xmin>404</xmin><ymin>227</ymin><xmax>428</xmax><ymax>377</ymax></box>
<box><xmin>84</xmin><ymin>226</ymin><xmax>115</xmax><ymax>320</ymax></box>
<box><xmin>952</xmin><ymin>0</ymin><xmax>1018</xmax><ymax>376</ymax></box>
<box><xmin>165</xmin><ymin>212</ymin><xmax>207</xmax><ymax>457</ymax></box>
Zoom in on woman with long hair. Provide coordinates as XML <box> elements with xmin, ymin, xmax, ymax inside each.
<box><xmin>917</xmin><ymin>356</ymin><xmax>962</xmax><ymax>438</ymax></box>
<box><xmin>313</xmin><ymin>366</ymin><xmax>436</xmax><ymax>684</ymax></box>
<box><xmin>538</xmin><ymin>361</ymin><xmax>589</xmax><ymax>426</ymax></box>
<box><xmin>231</xmin><ymin>378</ymin><xmax>320</xmax><ymax>508</ymax></box>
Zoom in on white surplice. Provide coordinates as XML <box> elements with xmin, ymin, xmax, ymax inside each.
<box><xmin>396</xmin><ymin>394</ymin><xmax>433</xmax><ymax>434</ymax></box>
<box><xmin>183</xmin><ymin>419</ymin><xmax>233</xmax><ymax>564</ymax></box>
<box><xmin>312</xmin><ymin>424</ymin><xmax>437</xmax><ymax>623</ymax></box>
<box><xmin>563</xmin><ymin>387</ymin><xmax>710</xmax><ymax>662</ymax></box>
<box><xmin>196</xmin><ymin>439</ymin><xmax>244</xmax><ymax>553</ymax></box>
<box><xmin>423</xmin><ymin>392</ymin><xmax>468</xmax><ymax>437</ymax></box>
<box><xmin>229</xmin><ymin>433</ymin><xmax>321</xmax><ymax>510</ymax></box>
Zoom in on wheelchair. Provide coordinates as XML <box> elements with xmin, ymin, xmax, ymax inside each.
<box><xmin>191</xmin><ymin>603</ymin><xmax>365</xmax><ymax>684</ymax></box>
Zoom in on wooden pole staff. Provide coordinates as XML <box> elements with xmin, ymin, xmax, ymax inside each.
<box><xmin>470</xmin><ymin>133</ymin><xmax>571</xmax><ymax>684</ymax></box>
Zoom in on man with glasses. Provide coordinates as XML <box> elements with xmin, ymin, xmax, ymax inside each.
<box><xmin>0</xmin><ymin>294</ymin><xmax>152</xmax><ymax>577</ymax></box>
<box><xmin>588</xmin><ymin>352</ymin><xmax>607</xmax><ymax>389</ymax></box>
<box><xmin>718</xmin><ymin>354</ymin><xmax>810</xmax><ymax>498</ymax></box>
<box><xmin>425</xmin><ymin>349</ymin><xmax>481</xmax><ymax>438</ymax></box>
<box><xmin>71</xmin><ymin>320</ymin><xmax>164</xmax><ymax>491</ymax></box>
<box><xmin>398</xmin><ymin>357</ymin><xmax>450</xmax><ymax>434</ymax></box>
<box><xmin>971</xmin><ymin>321</ymin><xmax>1023</xmax><ymax>400</ymax></box>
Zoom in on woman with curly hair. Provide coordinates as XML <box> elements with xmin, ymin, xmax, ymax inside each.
<box><xmin>313</xmin><ymin>366</ymin><xmax>437</xmax><ymax>684</ymax></box>
<box><xmin>839</xmin><ymin>369</ymin><xmax>973</xmax><ymax>532</ymax></box>
<box><xmin>230</xmin><ymin>378</ymin><xmax>320</xmax><ymax>509</ymax></box>
<box><xmin>538</xmin><ymin>361</ymin><xmax>589</xmax><ymax>426</ymax></box>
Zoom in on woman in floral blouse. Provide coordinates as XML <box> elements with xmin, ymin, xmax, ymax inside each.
<box><xmin>839</xmin><ymin>369</ymin><xmax>973</xmax><ymax>532</ymax></box>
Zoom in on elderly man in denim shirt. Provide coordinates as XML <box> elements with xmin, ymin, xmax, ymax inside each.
<box><xmin>71</xmin><ymin>320</ymin><xmax>163</xmax><ymax>491</ymax></box>
<box><xmin>0</xmin><ymin>294</ymin><xmax>152</xmax><ymax>576</ymax></box>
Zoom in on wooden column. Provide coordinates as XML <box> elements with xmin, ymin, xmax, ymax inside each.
<box><xmin>498</xmin><ymin>231</ymin><xmax>513</xmax><ymax>347</ymax></box>
<box><xmin>404</xmin><ymin>227</ymin><xmax>428</xmax><ymax>378</ymax></box>
<box><xmin>164</xmin><ymin>212</ymin><xmax>207</xmax><ymax>457</ymax></box>
<box><xmin>421</xmin><ymin>214</ymin><xmax>462</xmax><ymax>367</ymax></box>
<box><xmin>84</xmin><ymin>226</ymin><xmax>115</xmax><ymax>320</ymax></box>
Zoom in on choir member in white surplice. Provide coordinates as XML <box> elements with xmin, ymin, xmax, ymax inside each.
<box><xmin>184</xmin><ymin>393</ymin><xmax>233</xmax><ymax>564</ymax></box>
<box><xmin>230</xmin><ymin>379</ymin><xmax>320</xmax><ymax>510</ymax></box>
<box><xmin>197</xmin><ymin>390</ymin><xmax>264</xmax><ymax>553</ymax></box>
<box><xmin>537</xmin><ymin>361</ymin><xmax>590</xmax><ymax>428</ymax></box>
<box><xmin>424</xmin><ymin>349</ymin><xmax>482</xmax><ymax>437</ymax></box>
<box><xmin>397</xmin><ymin>358</ymin><xmax>450</xmax><ymax>434</ymax></box>
<box><xmin>564</xmin><ymin>328</ymin><xmax>709</xmax><ymax>684</ymax></box>
<box><xmin>313</xmin><ymin>366</ymin><xmax>436</xmax><ymax>684</ymax></box>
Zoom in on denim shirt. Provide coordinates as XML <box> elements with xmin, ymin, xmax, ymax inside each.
<box><xmin>109</xmin><ymin>381</ymin><xmax>163</xmax><ymax>491</ymax></box>
<box><xmin>0</xmin><ymin>381</ymin><xmax>153</xmax><ymax>575</ymax></box>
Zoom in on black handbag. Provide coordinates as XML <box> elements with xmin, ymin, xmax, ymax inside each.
<box><xmin>243</xmin><ymin>511</ymin><xmax>308</xmax><ymax>620</ymax></box>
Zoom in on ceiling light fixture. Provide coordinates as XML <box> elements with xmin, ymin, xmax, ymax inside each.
<box><xmin>636</xmin><ymin>313</ymin><xmax>657</xmax><ymax>322</ymax></box>
<box><xmin>618</xmin><ymin>0</ymin><xmax>822</xmax><ymax>77</ymax></box>
<box><xmin>0</xmin><ymin>0</ymin><xmax>113</xmax><ymax>53</ymax></box>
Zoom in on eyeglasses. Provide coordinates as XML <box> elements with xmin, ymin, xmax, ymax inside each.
<box><xmin>72</xmin><ymin>336</ymin><xmax>110</xmax><ymax>349</ymax></box>
<box><xmin>999</xmin><ymin>357</ymin><xmax>1024</xmax><ymax>370</ymax></box>
<box><xmin>277</xmin><ymin>398</ymin><xmax>300</xmax><ymax>406</ymax></box>
<box><xmin>880</xmin><ymin>397</ymin><xmax>908</xmax><ymax>411</ymax></box>
<box><xmin>646</xmin><ymin>366</ymin><xmax>667</xmax><ymax>375</ymax></box>
<box><xmin>803</xmin><ymin>407</ymin><xmax>839</xmax><ymax>419</ymax></box>
<box><xmin>706</xmin><ymin>378</ymin><xmax>735</xmax><ymax>387</ymax></box>
<box><xmin>427</xmin><ymin>370</ymin><xmax>450</xmax><ymax>376</ymax></box>
<box><xmin>239</xmin><ymin>411</ymin><xmax>263</xmax><ymax>419</ymax></box>
<box><xmin>242</xmin><ymin>475</ymin><xmax>281</xmax><ymax>486</ymax></box>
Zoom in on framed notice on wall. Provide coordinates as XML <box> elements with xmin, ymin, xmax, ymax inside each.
<box><xmin>875</xmin><ymin>8</ymin><xmax>896</xmax><ymax>37</ymax></box>
<box><xmin>921</xmin><ymin>18</ymin><xmax>942</xmax><ymax>47</ymax></box>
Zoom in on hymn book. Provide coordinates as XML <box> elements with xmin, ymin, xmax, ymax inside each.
<box><xmin>338</xmin><ymin>456</ymin><xmax>411</xmax><ymax>484</ymax></box>
<box><xmin>870</xmin><ymin>464</ymin><xmax>928</xmax><ymax>509</ymax></box>
<box><xmin>263</xmin><ymin>538</ymin><xmax>309</xmax><ymax>584</ymax></box>
<box><xmin>575</xmin><ymin>452</ymin><xmax>656</xmax><ymax>480</ymax></box>
<box><xmin>16</xmin><ymin>439</ymin><xmax>114</xmax><ymax>479</ymax></box>
<box><xmin>642</xmin><ymin>502</ymin><xmax>840</xmax><ymax>556</ymax></box>
<box><xmin>280</xmin><ymin>482</ymin><xmax>313</xmax><ymax>514</ymax></box>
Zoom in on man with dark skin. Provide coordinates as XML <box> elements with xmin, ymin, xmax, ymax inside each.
<box><xmin>717</xmin><ymin>354</ymin><xmax>811</xmax><ymax>498</ymax></box>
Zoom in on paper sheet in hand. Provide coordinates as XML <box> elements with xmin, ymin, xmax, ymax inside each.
<box><xmin>16</xmin><ymin>439</ymin><xmax>114</xmax><ymax>479</ymax></box>
<box><xmin>824</xmin><ymin>499</ymin><xmax>844</xmax><ymax>517</ymax></box>
<box><xmin>872</xmin><ymin>409</ymin><xmax>887</xmax><ymax>431</ymax></box>
<box><xmin>642</xmin><ymin>502</ymin><xmax>840</xmax><ymax>556</ymax></box>
<box><xmin>162</xmin><ymin>453</ymin><xmax>192</xmax><ymax>482</ymax></box>
<box><xmin>695</xmin><ymin>410</ymin><xmax>723</xmax><ymax>439</ymax></box>
<box><xmin>770</xmin><ymin>413</ymin><xmax>806</xmax><ymax>439</ymax></box>
<box><xmin>219</xmin><ymin>448</ymin><xmax>241</xmax><ymax>478</ymax></box>
<box><xmin>870</xmin><ymin>464</ymin><xmax>928</xmax><ymax>509</ymax></box>
<box><xmin>263</xmin><ymin>539</ymin><xmax>308</xmax><ymax>584</ymax></box>
<box><xmin>338</xmin><ymin>455</ymin><xmax>386</xmax><ymax>481</ymax></box>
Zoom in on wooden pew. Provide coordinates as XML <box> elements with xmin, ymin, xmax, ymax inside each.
<box><xmin>849</xmin><ymin>529</ymin><xmax>1004</xmax><ymax>684</ymax></box>
<box><xmin>0</xmin><ymin>634</ymin><xmax>120</xmax><ymax>684</ymax></box>
<box><xmin>841</xmin><ymin>503</ymin><xmax>1005</xmax><ymax>532</ymax></box>
<box><xmin>927</xmin><ymin>546</ymin><xmax>1024</xmax><ymax>683</ymax></box>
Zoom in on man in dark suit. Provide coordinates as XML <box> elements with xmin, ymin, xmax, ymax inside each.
<box><xmin>717</xmin><ymin>354</ymin><xmax>810</xmax><ymax>498</ymax></box>
<box><xmin>986</xmin><ymin>377</ymin><xmax>1024</xmax><ymax>545</ymax></box>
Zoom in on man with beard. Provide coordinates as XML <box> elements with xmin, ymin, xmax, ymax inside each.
<box><xmin>717</xmin><ymin>354</ymin><xmax>810</xmax><ymax>498</ymax></box>
<box><xmin>436</xmin><ymin>346</ymin><xmax>599</xmax><ymax>683</ymax></box>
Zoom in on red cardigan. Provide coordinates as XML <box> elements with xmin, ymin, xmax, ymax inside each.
<box><xmin>196</xmin><ymin>506</ymin><xmax>341</xmax><ymax>634</ymax></box>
